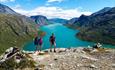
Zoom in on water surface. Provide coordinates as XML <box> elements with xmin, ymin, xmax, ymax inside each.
<box><xmin>23</xmin><ymin>24</ymin><xmax>115</xmax><ymax>51</ymax></box>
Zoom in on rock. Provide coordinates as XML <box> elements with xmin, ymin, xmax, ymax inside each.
<box><xmin>35</xmin><ymin>67</ymin><xmax>43</xmax><ymax>70</ymax></box>
<box><xmin>83</xmin><ymin>48</ymin><xmax>92</xmax><ymax>52</ymax></box>
<box><xmin>89</xmin><ymin>64</ymin><xmax>98</xmax><ymax>69</ymax></box>
<box><xmin>49</xmin><ymin>63</ymin><xmax>53</xmax><ymax>67</ymax></box>
<box><xmin>73</xmin><ymin>49</ymin><xmax>76</xmax><ymax>52</ymax></box>
<box><xmin>34</xmin><ymin>68</ymin><xmax>39</xmax><ymax>70</ymax></box>
<box><xmin>112</xmin><ymin>64</ymin><xmax>115</xmax><ymax>68</ymax></box>
<box><xmin>0</xmin><ymin>47</ymin><xmax>36</xmax><ymax>69</ymax></box>
<box><xmin>90</xmin><ymin>49</ymin><xmax>99</xmax><ymax>53</ymax></box>
<box><xmin>58</xmin><ymin>48</ymin><xmax>66</xmax><ymax>53</ymax></box>
<box><xmin>77</xmin><ymin>64</ymin><xmax>83</xmax><ymax>67</ymax></box>
<box><xmin>81</xmin><ymin>55</ymin><xmax>98</xmax><ymax>61</ymax></box>
<box><xmin>54</xmin><ymin>58</ymin><xmax>58</xmax><ymax>61</ymax></box>
<box><xmin>15</xmin><ymin>53</ymin><xmax>24</xmax><ymax>63</ymax></box>
<box><xmin>39</xmin><ymin>51</ymin><xmax>46</xmax><ymax>55</ymax></box>
<box><xmin>0</xmin><ymin>47</ymin><xmax>114</xmax><ymax>70</ymax></box>
<box><xmin>0</xmin><ymin>47</ymin><xmax>19</xmax><ymax>63</ymax></box>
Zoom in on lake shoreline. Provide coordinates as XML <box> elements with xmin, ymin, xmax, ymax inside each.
<box><xmin>24</xmin><ymin>24</ymin><xmax>115</xmax><ymax>51</ymax></box>
<box><xmin>64</xmin><ymin>24</ymin><xmax>115</xmax><ymax>48</ymax></box>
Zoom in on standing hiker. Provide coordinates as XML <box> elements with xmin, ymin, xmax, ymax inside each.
<box><xmin>49</xmin><ymin>33</ymin><xmax>56</xmax><ymax>52</ymax></box>
<box><xmin>38</xmin><ymin>37</ymin><xmax>43</xmax><ymax>52</ymax></box>
<box><xmin>34</xmin><ymin>35</ymin><xmax>39</xmax><ymax>53</ymax></box>
<box><xmin>34</xmin><ymin>35</ymin><xmax>43</xmax><ymax>53</ymax></box>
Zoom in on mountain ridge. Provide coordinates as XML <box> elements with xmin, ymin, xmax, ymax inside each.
<box><xmin>0</xmin><ymin>3</ymin><xmax>37</xmax><ymax>54</ymax></box>
<box><xmin>67</xmin><ymin>7</ymin><xmax>115</xmax><ymax>45</ymax></box>
<box><xmin>0</xmin><ymin>3</ymin><xmax>19</xmax><ymax>15</ymax></box>
<box><xmin>30</xmin><ymin>15</ymin><xmax>50</xmax><ymax>25</ymax></box>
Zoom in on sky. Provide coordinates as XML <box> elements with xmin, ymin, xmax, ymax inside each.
<box><xmin>0</xmin><ymin>0</ymin><xmax>115</xmax><ymax>19</ymax></box>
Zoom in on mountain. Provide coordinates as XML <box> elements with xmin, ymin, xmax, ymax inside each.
<box><xmin>92</xmin><ymin>7</ymin><xmax>111</xmax><ymax>16</ymax></box>
<box><xmin>0</xmin><ymin>4</ymin><xmax>37</xmax><ymax>54</ymax></box>
<box><xmin>0</xmin><ymin>14</ymin><xmax>37</xmax><ymax>54</ymax></box>
<box><xmin>49</xmin><ymin>18</ymin><xmax>68</xmax><ymax>24</ymax></box>
<box><xmin>0</xmin><ymin>3</ymin><xmax>18</xmax><ymax>15</ymax></box>
<box><xmin>68</xmin><ymin>7</ymin><xmax>115</xmax><ymax>45</ymax></box>
<box><xmin>67</xmin><ymin>17</ymin><xmax>78</xmax><ymax>24</ymax></box>
<box><xmin>30</xmin><ymin>15</ymin><xmax>50</xmax><ymax>25</ymax></box>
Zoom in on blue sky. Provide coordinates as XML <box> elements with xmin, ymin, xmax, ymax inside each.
<box><xmin>0</xmin><ymin>0</ymin><xmax>115</xmax><ymax>19</ymax></box>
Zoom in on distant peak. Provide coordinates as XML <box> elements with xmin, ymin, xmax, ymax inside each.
<box><xmin>92</xmin><ymin>7</ymin><xmax>112</xmax><ymax>16</ymax></box>
<box><xmin>103</xmin><ymin>7</ymin><xmax>111</xmax><ymax>9</ymax></box>
<box><xmin>0</xmin><ymin>3</ymin><xmax>18</xmax><ymax>15</ymax></box>
<box><xmin>79</xmin><ymin>14</ymin><xmax>87</xmax><ymax>18</ymax></box>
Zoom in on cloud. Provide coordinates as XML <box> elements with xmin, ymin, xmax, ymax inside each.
<box><xmin>0</xmin><ymin>0</ymin><xmax>15</xmax><ymax>2</ymax></box>
<box><xmin>14</xmin><ymin>4</ymin><xmax>22</xmax><ymax>9</ymax></box>
<box><xmin>12</xmin><ymin>4</ymin><xmax>29</xmax><ymax>15</ymax></box>
<box><xmin>47</xmin><ymin>0</ymin><xmax>64</xmax><ymax>3</ymax></box>
<box><xmin>12</xmin><ymin>6</ymin><xmax>92</xmax><ymax>19</ymax></box>
<box><xmin>46</xmin><ymin>0</ymin><xmax>64</xmax><ymax>6</ymax></box>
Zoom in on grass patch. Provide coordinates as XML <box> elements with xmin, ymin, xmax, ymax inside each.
<box><xmin>0</xmin><ymin>14</ymin><xmax>37</xmax><ymax>55</ymax></box>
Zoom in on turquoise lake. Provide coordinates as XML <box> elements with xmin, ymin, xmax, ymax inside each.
<box><xmin>23</xmin><ymin>24</ymin><xmax>115</xmax><ymax>51</ymax></box>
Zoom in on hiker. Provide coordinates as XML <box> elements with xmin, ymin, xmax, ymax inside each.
<box><xmin>92</xmin><ymin>43</ymin><xmax>102</xmax><ymax>49</ymax></box>
<box><xmin>34</xmin><ymin>35</ymin><xmax>43</xmax><ymax>52</ymax></box>
<box><xmin>38</xmin><ymin>37</ymin><xmax>43</xmax><ymax>51</ymax></box>
<box><xmin>34</xmin><ymin>36</ymin><xmax>39</xmax><ymax>53</ymax></box>
<box><xmin>97</xmin><ymin>43</ymin><xmax>102</xmax><ymax>48</ymax></box>
<box><xmin>49</xmin><ymin>33</ymin><xmax>56</xmax><ymax>52</ymax></box>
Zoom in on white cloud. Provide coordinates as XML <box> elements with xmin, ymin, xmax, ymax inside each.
<box><xmin>47</xmin><ymin>0</ymin><xmax>64</xmax><ymax>3</ymax></box>
<box><xmin>12</xmin><ymin>5</ymin><xmax>29</xmax><ymax>15</ymax></box>
<box><xmin>0</xmin><ymin>0</ymin><xmax>15</xmax><ymax>2</ymax></box>
<box><xmin>12</xmin><ymin>6</ymin><xmax>92</xmax><ymax>19</ymax></box>
<box><xmin>46</xmin><ymin>0</ymin><xmax>64</xmax><ymax>6</ymax></box>
<box><xmin>14</xmin><ymin>4</ymin><xmax>21</xmax><ymax>9</ymax></box>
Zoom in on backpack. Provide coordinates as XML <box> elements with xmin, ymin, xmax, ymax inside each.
<box><xmin>50</xmin><ymin>36</ymin><xmax>55</xmax><ymax>42</ymax></box>
<box><xmin>38</xmin><ymin>38</ymin><xmax>43</xmax><ymax>44</ymax></box>
<box><xmin>34</xmin><ymin>37</ymin><xmax>39</xmax><ymax>45</ymax></box>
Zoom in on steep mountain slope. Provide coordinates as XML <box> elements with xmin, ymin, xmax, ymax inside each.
<box><xmin>67</xmin><ymin>17</ymin><xmax>78</xmax><ymax>24</ymax></box>
<box><xmin>92</xmin><ymin>7</ymin><xmax>111</xmax><ymax>16</ymax></box>
<box><xmin>30</xmin><ymin>15</ymin><xmax>50</xmax><ymax>25</ymax></box>
<box><xmin>0</xmin><ymin>4</ymin><xmax>37</xmax><ymax>54</ymax></box>
<box><xmin>49</xmin><ymin>18</ymin><xmax>68</xmax><ymax>24</ymax></box>
<box><xmin>68</xmin><ymin>7</ymin><xmax>115</xmax><ymax>45</ymax></box>
<box><xmin>0</xmin><ymin>3</ymin><xmax>18</xmax><ymax>15</ymax></box>
<box><xmin>0</xmin><ymin>14</ymin><xmax>37</xmax><ymax>54</ymax></box>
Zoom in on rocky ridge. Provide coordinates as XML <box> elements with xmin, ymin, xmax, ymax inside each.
<box><xmin>0</xmin><ymin>47</ymin><xmax>114</xmax><ymax>70</ymax></box>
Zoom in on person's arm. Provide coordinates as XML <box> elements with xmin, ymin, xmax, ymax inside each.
<box><xmin>54</xmin><ymin>37</ymin><xmax>56</xmax><ymax>42</ymax></box>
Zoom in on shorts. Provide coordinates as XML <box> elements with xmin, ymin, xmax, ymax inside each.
<box><xmin>51</xmin><ymin>42</ymin><xmax>56</xmax><ymax>46</ymax></box>
<box><xmin>39</xmin><ymin>43</ymin><xmax>42</xmax><ymax>46</ymax></box>
<box><xmin>34</xmin><ymin>42</ymin><xmax>38</xmax><ymax>45</ymax></box>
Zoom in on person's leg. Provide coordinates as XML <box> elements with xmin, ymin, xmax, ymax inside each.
<box><xmin>37</xmin><ymin>45</ymin><xmax>39</xmax><ymax>52</ymax></box>
<box><xmin>40</xmin><ymin>44</ymin><xmax>42</xmax><ymax>52</ymax></box>
<box><xmin>50</xmin><ymin>43</ymin><xmax>52</xmax><ymax>52</ymax></box>
<box><xmin>35</xmin><ymin>45</ymin><xmax>38</xmax><ymax>53</ymax></box>
<box><xmin>38</xmin><ymin>44</ymin><xmax>42</xmax><ymax>52</ymax></box>
<box><xmin>54</xmin><ymin>42</ymin><xmax>56</xmax><ymax>52</ymax></box>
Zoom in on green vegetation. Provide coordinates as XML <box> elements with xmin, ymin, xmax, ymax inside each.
<box><xmin>67</xmin><ymin>7</ymin><xmax>115</xmax><ymax>45</ymax></box>
<box><xmin>0</xmin><ymin>14</ymin><xmax>37</xmax><ymax>54</ymax></box>
<box><xmin>77</xmin><ymin>29</ymin><xmax>115</xmax><ymax>45</ymax></box>
<box><xmin>0</xmin><ymin>53</ymin><xmax>36</xmax><ymax>70</ymax></box>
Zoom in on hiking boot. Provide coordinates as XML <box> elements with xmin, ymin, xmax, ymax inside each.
<box><xmin>54</xmin><ymin>50</ymin><xmax>56</xmax><ymax>53</ymax></box>
<box><xmin>50</xmin><ymin>50</ymin><xmax>52</xmax><ymax>52</ymax></box>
